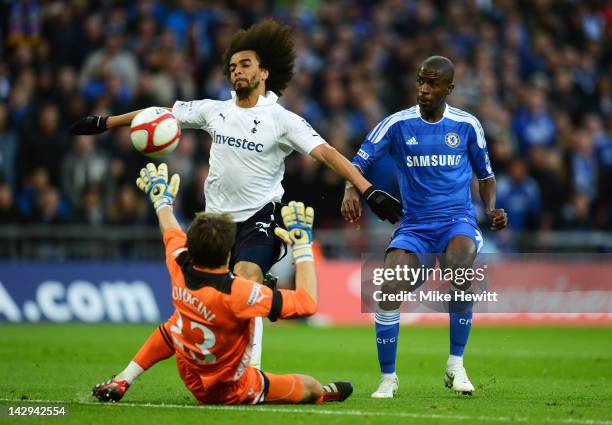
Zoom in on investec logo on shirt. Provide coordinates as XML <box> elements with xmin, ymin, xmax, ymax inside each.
<box><xmin>406</xmin><ymin>154</ymin><xmax>462</xmax><ymax>167</ymax></box>
<box><xmin>212</xmin><ymin>130</ymin><xmax>264</xmax><ymax>152</ymax></box>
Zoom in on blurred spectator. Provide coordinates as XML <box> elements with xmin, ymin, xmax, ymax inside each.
<box><xmin>561</xmin><ymin>193</ymin><xmax>593</xmax><ymax>230</ymax></box>
<box><xmin>595</xmin><ymin>77</ymin><xmax>611</xmax><ymax>117</ymax></box>
<box><xmin>181</xmin><ymin>162</ymin><xmax>208</xmax><ymax>220</ymax></box>
<box><xmin>20</xmin><ymin>102</ymin><xmax>69</xmax><ymax>184</ymax></box>
<box><xmin>512</xmin><ymin>88</ymin><xmax>557</xmax><ymax>154</ymax></box>
<box><xmin>108</xmin><ymin>127</ymin><xmax>149</xmax><ymax>185</ymax></box>
<box><xmin>17</xmin><ymin>167</ymin><xmax>50</xmax><ymax>219</ymax></box>
<box><xmin>53</xmin><ymin>66</ymin><xmax>84</xmax><ymax>127</ymax></box>
<box><xmin>163</xmin><ymin>0</ymin><xmax>197</xmax><ymax>50</ymax></box>
<box><xmin>0</xmin><ymin>102</ymin><xmax>18</xmax><ymax>190</ymax></box>
<box><xmin>0</xmin><ymin>181</ymin><xmax>19</xmax><ymax>223</ymax></box>
<box><xmin>496</xmin><ymin>158</ymin><xmax>542</xmax><ymax>232</ymax></box>
<box><xmin>283</xmin><ymin>154</ymin><xmax>320</xmax><ymax>221</ymax></box>
<box><xmin>60</xmin><ymin>135</ymin><xmax>112</xmax><ymax>211</ymax></box>
<box><xmin>550</xmin><ymin>69</ymin><xmax>582</xmax><ymax>120</ymax></box>
<box><xmin>7</xmin><ymin>0</ymin><xmax>42</xmax><ymax>48</ymax></box>
<box><xmin>0</xmin><ymin>62</ymin><xmax>10</xmax><ymax>101</ymax></box>
<box><xmin>588</xmin><ymin>115</ymin><xmax>612</xmax><ymax>202</ymax></box>
<box><xmin>528</xmin><ymin>147</ymin><xmax>564</xmax><ymax>229</ymax></box>
<box><xmin>167</xmin><ymin>130</ymin><xmax>197</xmax><ymax>184</ymax></box>
<box><xmin>77</xmin><ymin>185</ymin><xmax>105</xmax><ymax>226</ymax></box>
<box><xmin>150</xmin><ymin>52</ymin><xmax>196</xmax><ymax>106</ymax></box>
<box><xmin>566</xmin><ymin>128</ymin><xmax>598</xmax><ymax>202</ymax></box>
<box><xmin>79</xmin><ymin>23</ymin><xmax>139</xmax><ymax>100</ymax></box>
<box><xmin>29</xmin><ymin>185</ymin><xmax>71</xmax><ymax>224</ymax></box>
<box><xmin>107</xmin><ymin>183</ymin><xmax>148</xmax><ymax>226</ymax></box>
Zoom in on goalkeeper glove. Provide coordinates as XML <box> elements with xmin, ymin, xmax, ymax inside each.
<box><xmin>274</xmin><ymin>201</ymin><xmax>315</xmax><ymax>263</ymax></box>
<box><xmin>136</xmin><ymin>163</ymin><xmax>180</xmax><ymax>212</ymax></box>
<box><xmin>363</xmin><ymin>186</ymin><xmax>403</xmax><ymax>224</ymax></box>
<box><xmin>69</xmin><ymin>115</ymin><xmax>108</xmax><ymax>135</ymax></box>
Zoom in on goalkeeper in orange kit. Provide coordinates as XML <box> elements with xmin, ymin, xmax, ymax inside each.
<box><xmin>92</xmin><ymin>163</ymin><xmax>353</xmax><ymax>404</ymax></box>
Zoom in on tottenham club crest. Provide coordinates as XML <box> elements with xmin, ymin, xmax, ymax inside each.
<box><xmin>444</xmin><ymin>132</ymin><xmax>460</xmax><ymax>148</ymax></box>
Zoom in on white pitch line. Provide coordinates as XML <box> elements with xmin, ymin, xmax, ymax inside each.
<box><xmin>0</xmin><ymin>398</ymin><xmax>610</xmax><ymax>425</ymax></box>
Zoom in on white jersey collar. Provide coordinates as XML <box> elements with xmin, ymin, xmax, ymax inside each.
<box><xmin>230</xmin><ymin>90</ymin><xmax>279</xmax><ymax>106</ymax></box>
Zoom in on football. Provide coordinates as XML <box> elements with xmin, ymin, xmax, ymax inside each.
<box><xmin>130</xmin><ymin>107</ymin><xmax>181</xmax><ymax>157</ymax></box>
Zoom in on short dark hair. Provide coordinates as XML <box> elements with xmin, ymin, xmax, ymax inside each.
<box><xmin>222</xmin><ymin>19</ymin><xmax>295</xmax><ymax>96</ymax></box>
<box><xmin>186</xmin><ymin>212</ymin><xmax>236</xmax><ymax>268</ymax></box>
<box><xmin>421</xmin><ymin>55</ymin><xmax>455</xmax><ymax>84</ymax></box>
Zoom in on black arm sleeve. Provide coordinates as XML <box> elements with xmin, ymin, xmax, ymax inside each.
<box><xmin>267</xmin><ymin>290</ymin><xmax>283</xmax><ymax>322</ymax></box>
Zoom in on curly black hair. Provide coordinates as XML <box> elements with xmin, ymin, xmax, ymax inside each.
<box><xmin>222</xmin><ymin>19</ymin><xmax>295</xmax><ymax>96</ymax></box>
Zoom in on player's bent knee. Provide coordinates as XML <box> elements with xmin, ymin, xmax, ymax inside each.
<box><xmin>444</xmin><ymin>250</ymin><xmax>475</xmax><ymax>269</ymax></box>
<box><xmin>445</xmin><ymin>236</ymin><xmax>477</xmax><ymax>267</ymax></box>
<box><xmin>233</xmin><ymin>261</ymin><xmax>264</xmax><ymax>282</ymax></box>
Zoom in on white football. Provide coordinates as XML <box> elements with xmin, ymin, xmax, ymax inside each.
<box><xmin>130</xmin><ymin>107</ymin><xmax>181</xmax><ymax>158</ymax></box>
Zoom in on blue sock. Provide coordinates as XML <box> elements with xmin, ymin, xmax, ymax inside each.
<box><xmin>449</xmin><ymin>296</ymin><xmax>473</xmax><ymax>357</ymax></box>
<box><xmin>374</xmin><ymin>310</ymin><xmax>400</xmax><ymax>374</ymax></box>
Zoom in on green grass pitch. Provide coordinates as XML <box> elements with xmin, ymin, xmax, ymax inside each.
<box><xmin>0</xmin><ymin>324</ymin><xmax>610</xmax><ymax>425</ymax></box>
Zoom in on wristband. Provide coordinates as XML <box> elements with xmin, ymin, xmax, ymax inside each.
<box><xmin>292</xmin><ymin>243</ymin><xmax>314</xmax><ymax>263</ymax></box>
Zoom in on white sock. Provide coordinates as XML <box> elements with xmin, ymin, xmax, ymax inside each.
<box><xmin>447</xmin><ymin>354</ymin><xmax>463</xmax><ymax>369</ymax></box>
<box><xmin>382</xmin><ymin>372</ymin><xmax>397</xmax><ymax>380</ymax></box>
<box><xmin>115</xmin><ymin>361</ymin><xmax>144</xmax><ymax>384</ymax></box>
<box><xmin>250</xmin><ymin>316</ymin><xmax>263</xmax><ymax>369</ymax></box>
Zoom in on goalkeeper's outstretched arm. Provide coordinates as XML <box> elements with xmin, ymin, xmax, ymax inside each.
<box><xmin>136</xmin><ymin>163</ymin><xmax>181</xmax><ymax>235</ymax></box>
<box><xmin>156</xmin><ymin>206</ymin><xmax>182</xmax><ymax>234</ymax></box>
<box><xmin>274</xmin><ymin>201</ymin><xmax>318</xmax><ymax>307</ymax></box>
<box><xmin>294</xmin><ymin>250</ymin><xmax>318</xmax><ymax>306</ymax></box>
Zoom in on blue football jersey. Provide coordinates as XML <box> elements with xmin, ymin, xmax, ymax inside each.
<box><xmin>353</xmin><ymin>104</ymin><xmax>494</xmax><ymax>222</ymax></box>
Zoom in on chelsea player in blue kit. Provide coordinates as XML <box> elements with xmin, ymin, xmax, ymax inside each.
<box><xmin>343</xmin><ymin>56</ymin><xmax>507</xmax><ymax>397</ymax></box>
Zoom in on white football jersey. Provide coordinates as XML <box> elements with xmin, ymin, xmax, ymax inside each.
<box><xmin>172</xmin><ymin>91</ymin><xmax>326</xmax><ymax>222</ymax></box>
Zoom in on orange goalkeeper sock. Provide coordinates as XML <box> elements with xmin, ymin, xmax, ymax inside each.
<box><xmin>133</xmin><ymin>324</ymin><xmax>175</xmax><ymax>370</ymax></box>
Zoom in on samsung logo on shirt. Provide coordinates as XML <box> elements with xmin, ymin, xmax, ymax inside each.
<box><xmin>406</xmin><ymin>154</ymin><xmax>462</xmax><ymax>167</ymax></box>
<box><xmin>211</xmin><ymin>131</ymin><xmax>264</xmax><ymax>152</ymax></box>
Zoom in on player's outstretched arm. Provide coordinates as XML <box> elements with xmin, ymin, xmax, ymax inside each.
<box><xmin>343</xmin><ymin>173</ymin><xmax>402</xmax><ymax>224</ymax></box>
<box><xmin>362</xmin><ymin>185</ymin><xmax>403</xmax><ymax>224</ymax></box>
<box><xmin>310</xmin><ymin>144</ymin><xmax>403</xmax><ymax>224</ymax></box>
<box><xmin>478</xmin><ymin>177</ymin><xmax>508</xmax><ymax>230</ymax></box>
<box><xmin>274</xmin><ymin>201</ymin><xmax>318</xmax><ymax>306</ymax></box>
<box><xmin>310</xmin><ymin>144</ymin><xmax>371</xmax><ymax>193</ymax></box>
<box><xmin>69</xmin><ymin>108</ymin><xmax>172</xmax><ymax>135</ymax></box>
<box><xmin>136</xmin><ymin>162</ymin><xmax>181</xmax><ymax>234</ymax></box>
<box><xmin>341</xmin><ymin>182</ymin><xmax>362</xmax><ymax>223</ymax></box>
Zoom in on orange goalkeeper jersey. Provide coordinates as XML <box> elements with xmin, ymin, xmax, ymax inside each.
<box><xmin>162</xmin><ymin>228</ymin><xmax>316</xmax><ymax>388</ymax></box>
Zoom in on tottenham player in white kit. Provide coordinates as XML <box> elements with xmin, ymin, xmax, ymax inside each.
<box><xmin>71</xmin><ymin>20</ymin><xmax>402</xmax><ymax>402</ymax></box>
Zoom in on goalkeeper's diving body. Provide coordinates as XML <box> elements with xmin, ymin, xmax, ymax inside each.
<box><xmin>94</xmin><ymin>162</ymin><xmax>353</xmax><ymax>404</ymax></box>
<box><xmin>73</xmin><ymin>20</ymin><xmax>401</xmax><ymax>400</ymax></box>
<box><xmin>342</xmin><ymin>56</ymin><xmax>508</xmax><ymax>398</ymax></box>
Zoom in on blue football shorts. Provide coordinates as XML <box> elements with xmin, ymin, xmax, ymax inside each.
<box><xmin>388</xmin><ymin>216</ymin><xmax>483</xmax><ymax>255</ymax></box>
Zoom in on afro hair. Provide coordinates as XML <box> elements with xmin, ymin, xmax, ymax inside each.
<box><xmin>222</xmin><ymin>19</ymin><xmax>295</xmax><ymax>96</ymax></box>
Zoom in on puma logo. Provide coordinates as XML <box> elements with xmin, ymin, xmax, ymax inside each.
<box><xmin>255</xmin><ymin>220</ymin><xmax>271</xmax><ymax>236</ymax></box>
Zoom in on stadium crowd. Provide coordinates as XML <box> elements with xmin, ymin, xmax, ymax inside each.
<box><xmin>0</xmin><ymin>0</ymin><xmax>611</xmax><ymax>242</ymax></box>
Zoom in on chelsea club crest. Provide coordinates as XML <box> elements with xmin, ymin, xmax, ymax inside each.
<box><xmin>444</xmin><ymin>132</ymin><xmax>460</xmax><ymax>148</ymax></box>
